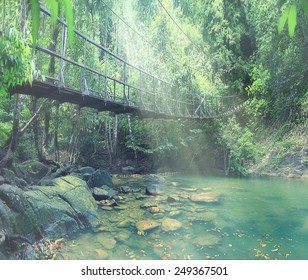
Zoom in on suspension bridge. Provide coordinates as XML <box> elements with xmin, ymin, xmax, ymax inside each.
<box><xmin>6</xmin><ymin>6</ymin><xmax>244</xmax><ymax>120</ymax></box>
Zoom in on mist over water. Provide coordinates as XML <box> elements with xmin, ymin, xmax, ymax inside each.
<box><xmin>57</xmin><ymin>175</ymin><xmax>308</xmax><ymax>260</ymax></box>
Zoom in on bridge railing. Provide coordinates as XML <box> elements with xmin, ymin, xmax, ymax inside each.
<box><xmin>32</xmin><ymin>6</ymin><xmax>190</xmax><ymax>116</ymax></box>
<box><xmin>1</xmin><ymin>3</ymin><xmax>243</xmax><ymax>119</ymax></box>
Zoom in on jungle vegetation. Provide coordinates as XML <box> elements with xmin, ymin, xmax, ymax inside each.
<box><xmin>0</xmin><ymin>0</ymin><xmax>307</xmax><ymax>176</ymax></box>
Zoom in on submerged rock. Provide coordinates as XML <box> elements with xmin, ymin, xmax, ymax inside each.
<box><xmin>117</xmin><ymin>219</ymin><xmax>132</xmax><ymax>228</ymax></box>
<box><xmin>94</xmin><ymin>249</ymin><xmax>109</xmax><ymax>260</ymax></box>
<box><xmin>140</xmin><ymin>201</ymin><xmax>157</xmax><ymax>209</ymax></box>
<box><xmin>189</xmin><ymin>192</ymin><xmax>221</xmax><ymax>203</ymax></box>
<box><xmin>115</xmin><ymin>231</ymin><xmax>131</xmax><ymax>241</ymax></box>
<box><xmin>193</xmin><ymin>234</ymin><xmax>221</xmax><ymax>246</ymax></box>
<box><xmin>136</xmin><ymin>219</ymin><xmax>160</xmax><ymax>231</ymax></box>
<box><xmin>149</xmin><ymin>206</ymin><xmax>160</xmax><ymax>214</ymax></box>
<box><xmin>188</xmin><ymin>211</ymin><xmax>217</xmax><ymax>222</ymax></box>
<box><xmin>168</xmin><ymin>210</ymin><xmax>181</xmax><ymax>217</ymax></box>
<box><xmin>161</xmin><ymin>218</ymin><xmax>182</xmax><ymax>232</ymax></box>
<box><xmin>167</xmin><ymin>195</ymin><xmax>180</xmax><ymax>203</ymax></box>
<box><xmin>169</xmin><ymin>181</ymin><xmax>181</xmax><ymax>187</ymax></box>
<box><xmin>146</xmin><ymin>184</ymin><xmax>164</xmax><ymax>196</ymax></box>
<box><xmin>95</xmin><ymin>235</ymin><xmax>117</xmax><ymax>250</ymax></box>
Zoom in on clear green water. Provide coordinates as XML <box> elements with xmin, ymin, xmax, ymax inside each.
<box><xmin>57</xmin><ymin>175</ymin><xmax>308</xmax><ymax>260</ymax></box>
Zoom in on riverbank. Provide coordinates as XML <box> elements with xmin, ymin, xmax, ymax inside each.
<box><xmin>247</xmin><ymin>122</ymin><xmax>308</xmax><ymax>180</ymax></box>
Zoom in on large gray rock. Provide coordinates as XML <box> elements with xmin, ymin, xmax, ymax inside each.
<box><xmin>87</xmin><ymin>169</ymin><xmax>113</xmax><ymax>188</ymax></box>
<box><xmin>79</xmin><ymin>166</ymin><xmax>95</xmax><ymax>175</ymax></box>
<box><xmin>0</xmin><ymin>175</ymin><xmax>99</xmax><ymax>241</ymax></box>
<box><xmin>79</xmin><ymin>166</ymin><xmax>96</xmax><ymax>181</ymax></box>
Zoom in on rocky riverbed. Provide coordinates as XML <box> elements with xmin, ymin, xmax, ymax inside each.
<box><xmin>0</xmin><ymin>161</ymin><xmax>222</xmax><ymax>260</ymax></box>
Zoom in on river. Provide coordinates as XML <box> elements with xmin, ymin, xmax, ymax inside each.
<box><xmin>56</xmin><ymin>175</ymin><xmax>308</xmax><ymax>260</ymax></box>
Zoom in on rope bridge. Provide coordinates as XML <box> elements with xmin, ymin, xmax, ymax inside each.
<box><xmin>5</xmin><ymin>6</ymin><xmax>244</xmax><ymax>119</ymax></box>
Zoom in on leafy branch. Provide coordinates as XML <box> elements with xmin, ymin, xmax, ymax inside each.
<box><xmin>278</xmin><ymin>0</ymin><xmax>308</xmax><ymax>38</ymax></box>
<box><xmin>30</xmin><ymin>0</ymin><xmax>74</xmax><ymax>45</ymax></box>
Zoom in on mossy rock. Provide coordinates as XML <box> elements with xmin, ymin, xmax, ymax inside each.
<box><xmin>0</xmin><ymin>175</ymin><xmax>100</xmax><ymax>240</ymax></box>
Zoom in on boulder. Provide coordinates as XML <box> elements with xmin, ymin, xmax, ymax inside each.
<box><xmin>79</xmin><ymin>167</ymin><xmax>95</xmax><ymax>175</ymax></box>
<box><xmin>17</xmin><ymin>160</ymin><xmax>50</xmax><ymax>183</ymax></box>
<box><xmin>43</xmin><ymin>165</ymin><xmax>78</xmax><ymax>180</ymax></box>
<box><xmin>0</xmin><ymin>175</ymin><xmax>99</xmax><ymax>241</ymax></box>
<box><xmin>119</xmin><ymin>186</ymin><xmax>132</xmax><ymax>194</ymax></box>
<box><xmin>161</xmin><ymin>218</ymin><xmax>182</xmax><ymax>232</ymax></box>
<box><xmin>92</xmin><ymin>187</ymin><xmax>109</xmax><ymax>201</ymax></box>
<box><xmin>146</xmin><ymin>184</ymin><xmax>164</xmax><ymax>196</ymax></box>
<box><xmin>87</xmin><ymin>169</ymin><xmax>113</xmax><ymax>188</ymax></box>
<box><xmin>136</xmin><ymin>220</ymin><xmax>160</xmax><ymax>231</ymax></box>
<box><xmin>92</xmin><ymin>186</ymin><xmax>118</xmax><ymax>201</ymax></box>
<box><xmin>189</xmin><ymin>192</ymin><xmax>221</xmax><ymax>203</ymax></box>
<box><xmin>79</xmin><ymin>167</ymin><xmax>96</xmax><ymax>181</ymax></box>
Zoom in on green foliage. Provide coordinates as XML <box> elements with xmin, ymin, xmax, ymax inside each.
<box><xmin>278</xmin><ymin>1</ymin><xmax>308</xmax><ymax>38</ymax></box>
<box><xmin>0</xmin><ymin>27</ymin><xmax>34</xmax><ymax>94</ymax></box>
<box><xmin>246</xmin><ymin>65</ymin><xmax>270</xmax><ymax>116</ymax></box>
<box><xmin>30</xmin><ymin>0</ymin><xmax>74</xmax><ymax>45</ymax></box>
<box><xmin>278</xmin><ymin>4</ymin><xmax>298</xmax><ymax>38</ymax></box>
<box><xmin>0</xmin><ymin>122</ymin><xmax>12</xmax><ymax>147</ymax></box>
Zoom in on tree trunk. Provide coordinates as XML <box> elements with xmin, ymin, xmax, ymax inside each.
<box><xmin>54</xmin><ymin>103</ymin><xmax>60</xmax><ymax>162</ymax></box>
<box><xmin>32</xmin><ymin>97</ymin><xmax>43</xmax><ymax>161</ymax></box>
<box><xmin>42</xmin><ymin>101</ymin><xmax>51</xmax><ymax>159</ymax></box>
<box><xmin>67</xmin><ymin>107</ymin><xmax>81</xmax><ymax>165</ymax></box>
<box><xmin>104</xmin><ymin>115</ymin><xmax>118</xmax><ymax>166</ymax></box>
